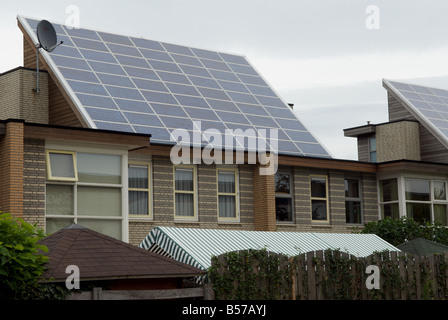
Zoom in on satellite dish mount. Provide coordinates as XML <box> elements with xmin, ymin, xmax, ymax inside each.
<box><xmin>35</xmin><ymin>20</ymin><xmax>63</xmax><ymax>93</ymax></box>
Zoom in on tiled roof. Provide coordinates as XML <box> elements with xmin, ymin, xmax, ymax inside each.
<box><xmin>38</xmin><ymin>224</ymin><xmax>205</xmax><ymax>282</ymax></box>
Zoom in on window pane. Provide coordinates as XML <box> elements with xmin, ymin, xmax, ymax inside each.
<box><xmin>218</xmin><ymin>172</ymin><xmax>235</xmax><ymax>193</ymax></box>
<box><xmin>77</xmin><ymin>153</ymin><xmax>121</xmax><ymax>184</ymax></box>
<box><xmin>129</xmin><ymin>191</ymin><xmax>148</xmax><ymax>215</ymax></box>
<box><xmin>175</xmin><ymin>193</ymin><xmax>194</xmax><ymax>216</ymax></box>
<box><xmin>380</xmin><ymin>179</ymin><xmax>398</xmax><ymax>202</ymax></box>
<box><xmin>345</xmin><ymin>179</ymin><xmax>359</xmax><ymax>198</ymax></box>
<box><xmin>406</xmin><ymin>202</ymin><xmax>431</xmax><ymax>223</ymax></box>
<box><xmin>49</xmin><ymin>152</ymin><xmax>75</xmax><ymax>178</ymax></box>
<box><xmin>77</xmin><ymin>186</ymin><xmax>121</xmax><ymax>216</ymax></box>
<box><xmin>46</xmin><ymin>184</ymin><xmax>74</xmax><ymax>215</ymax></box>
<box><xmin>219</xmin><ymin>195</ymin><xmax>236</xmax><ymax>218</ymax></box>
<box><xmin>77</xmin><ymin>219</ymin><xmax>122</xmax><ymax>240</ymax></box>
<box><xmin>312</xmin><ymin>199</ymin><xmax>327</xmax><ymax>220</ymax></box>
<box><xmin>369</xmin><ymin>137</ymin><xmax>376</xmax><ymax>151</ymax></box>
<box><xmin>346</xmin><ymin>201</ymin><xmax>361</xmax><ymax>224</ymax></box>
<box><xmin>129</xmin><ymin>165</ymin><xmax>148</xmax><ymax>189</ymax></box>
<box><xmin>276</xmin><ymin>197</ymin><xmax>293</xmax><ymax>222</ymax></box>
<box><xmin>434</xmin><ymin>204</ymin><xmax>447</xmax><ymax>226</ymax></box>
<box><xmin>175</xmin><ymin>169</ymin><xmax>193</xmax><ymax>191</ymax></box>
<box><xmin>405</xmin><ymin>179</ymin><xmax>430</xmax><ymax>201</ymax></box>
<box><xmin>275</xmin><ymin>173</ymin><xmax>291</xmax><ymax>194</ymax></box>
<box><xmin>382</xmin><ymin>203</ymin><xmax>399</xmax><ymax>219</ymax></box>
<box><xmin>46</xmin><ymin>218</ymin><xmax>73</xmax><ymax>235</ymax></box>
<box><xmin>434</xmin><ymin>181</ymin><xmax>447</xmax><ymax>200</ymax></box>
<box><xmin>311</xmin><ymin>177</ymin><xmax>326</xmax><ymax>198</ymax></box>
<box><xmin>370</xmin><ymin>151</ymin><xmax>377</xmax><ymax>163</ymax></box>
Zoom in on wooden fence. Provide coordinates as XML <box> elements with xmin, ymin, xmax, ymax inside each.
<box><xmin>209</xmin><ymin>249</ymin><xmax>448</xmax><ymax>300</ymax></box>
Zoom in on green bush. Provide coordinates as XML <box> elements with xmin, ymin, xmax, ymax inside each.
<box><xmin>0</xmin><ymin>213</ymin><xmax>49</xmax><ymax>299</ymax></box>
<box><xmin>357</xmin><ymin>217</ymin><xmax>448</xmax><ymax>246</ymax></box>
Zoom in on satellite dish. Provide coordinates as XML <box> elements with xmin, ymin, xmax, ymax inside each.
<box><xmin>36</xmin><ymin>20</ymin><xmax>62</xmax><ymax>52</ymax></box>
<box><xmin>34</xmin><ymin>20</ymin><xmax>63</xmax><ymax>93</ymax></box>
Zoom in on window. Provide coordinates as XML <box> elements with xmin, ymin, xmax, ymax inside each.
<box><xmin>369</xmin><ymin>136</ymin><xmax>377</xmax><ymax>163</ymax></box>
<box><xmin>174</xmin><ymin>165</ymin><xmax>197</xmax><ymax>219</ymax></box>
<box><xmin>275</xmin><ymin>172</ymin><xmax>293</xmax><ymax>222</ymax></box>
<box><xmin>405</xmin><ymin>178</ymin><xmax>447</xmax><ymax>225</ymax></box>
<box><xmin>379</xmin><ymin>178</ymin><xmax>399</xmax><ymax>219</ymax></box>
<box><xmin>46</xmin><ymin>150</ymin><xmax>77</xmax><ymax>181</ymax></box>
<box><xmin>46</xmin><ymin>150</ymin><xmax>123</xmax><ymax>240</ymax></box>
<box><xmin>217</xmin><ymin>168</ymin><xmax>239</xmax><ymax>221</ymax></box>
<box><xmin>345</xmin><ymin>179</ymin><xmax>362</xmax><ymax>224</ymax></box>
<box><xmin>310</xmin><ymin>175</ymin><xmax>329</xmax><ymax>222</ymax></box>
<box><xmin>129</xmin><ymin>163</ymin><xmax>151</xmax><ymax>217</ymax></box>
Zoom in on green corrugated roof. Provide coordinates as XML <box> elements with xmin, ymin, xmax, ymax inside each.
<box><xmin>396</xmin><ymin>238</ymin><xmax>448</xmax><ymax>256</ymax></box>
<box><xmin>139</xmin><ymin>227</ymin><xmax>400</xmax><ymax>271</ymax></box>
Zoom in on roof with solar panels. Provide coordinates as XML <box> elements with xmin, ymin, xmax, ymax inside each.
<box><xmin>17</xmin><ymin>15</ymin><xmax>331</xmax><ymax>159</ymax></box>
<box><xmin>383</xmin><ymin>78</ymin><xmax>448</xmax><ymax>150</ymax></box>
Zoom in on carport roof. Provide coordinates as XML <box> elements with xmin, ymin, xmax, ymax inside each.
<box><xmin>139</xmin><ymin>227</ymin><xmax>400</xmax><ymax>271</ymax></box>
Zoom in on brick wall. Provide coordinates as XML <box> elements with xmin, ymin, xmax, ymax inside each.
<box><xmin>23</xmin><ymin>139</ymin><xmax>46</xmax><ymax>229</ymax></box>
<box><xmin>0</xmin><ymin>121</ymin><xmax>24</xmax><ymax>217</ymax></box>
<box><xmin>252</xmin><ymin>164</ymin><xmax>276</xmax><ymax>231</ymax></box>
<box><xmin>128</xmin><ymin>157</ymin><xmax>257</xmax><ymax>245</ymax></box>
<box><xmin>0</xmin><ymin>68</ymin><xmax>49</xmax><ymax>124</ymax></box>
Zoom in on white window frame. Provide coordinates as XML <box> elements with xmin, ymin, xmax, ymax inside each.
<box><xmin>46</xmin><ymin>150</ymin><xmax>78</xmax><ymax>181</ymax></box>
<box><xmin>310</xmin><ymin>175</ymin><xmax>330</xmax><ymax>223</ymax></box>
<box><xmin>173</xmin><ymin>164</ymin><xmax>198</xmax><ymax>221</ymax></box>
<box><xmin>128</xmin><ymin>161</ymin><xmax>152</xmax><ymax>219</ymax></box>
<box><xmin>45</xmin><ymin>141</ymin><xmax>128</xmax><ymax>241</ymax></box>
<box><xmin>217</xmin><ymin>167</ymin><xmax>240</xmax><ymax>222</ymax></box>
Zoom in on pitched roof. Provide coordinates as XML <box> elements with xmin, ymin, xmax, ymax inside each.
<box><xmin>17</xmin><ymin>15</ymin><xmax>331</xmax><ymax>158</ymax></box>
<box><xmin>396</xmin><ymin>237</ymin><xmax>448</xmax><ymax>256</ymax></box>
<box><xmin>38</xmin><ymin>224</ymin><xmax>205</xmax><ymax>282</ymax></box>
<box><xmin>383</xmin><ymin>78</ymin><xmax>448</xmax><ymax>150</ymax></box>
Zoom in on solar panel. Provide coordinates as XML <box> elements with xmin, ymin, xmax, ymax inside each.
<box><xmin>19</xmin><ymin>16</ymin><xmax>331</xmax><ymax>158</ymax></box>
<box><xmin>385</xmin><ymin>79</ymin><xmax>448</xmax><ymax>146</ymax></box>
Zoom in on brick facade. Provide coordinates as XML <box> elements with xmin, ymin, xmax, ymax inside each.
<box><xmin>0</xmin><ymin>121</ymin><xmax>24</xmax><ymax>217</ymax></box>
<box><xmin>23</xmin><ymin>139</ymin><xmax>46</xmax><ymax>229</ymax></box>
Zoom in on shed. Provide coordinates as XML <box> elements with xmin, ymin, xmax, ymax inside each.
<box><xmin>396</xmin><ymin>238</ymin><xmax>448</xmax><ymax>256</ymax></box>
<box><xmin>139</xmin><ymin>227</ymin><xmax>400</xmax><ymax>274</ymax></box>
<box><xmin>38</xmin><ymin>224</ymin><xmax>205</xmax><ymax>291</ymax></box>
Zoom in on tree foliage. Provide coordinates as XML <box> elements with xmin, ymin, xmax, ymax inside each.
<box><xmin>0</xmin><ymin>213</ymin><xmax>49</xmax><ymax>299</ymax></box>
<box><xmin>357</xmin><ymin>217</ymin><xmax>448</xmax><ymax>246</ymax></box>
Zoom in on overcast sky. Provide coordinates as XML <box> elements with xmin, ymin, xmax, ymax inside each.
<box><xmin>2</xmin><ymin>0</ymin><xmax>448</xmax><ymax>160</ymax></box>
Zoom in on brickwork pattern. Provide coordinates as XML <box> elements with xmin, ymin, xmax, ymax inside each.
<box><xmin>0</xmin><ymin>68</ymin><xmax>48</xmax><ymax>124</ymax></box>
<box><xmin>377</xmin><ymin>121</ymin><xmax>420</xmax><ymax>162</ymax></box>
<box><xmin>23</xmin><ymin>139</ymin><xmax>46</xmax><ymax>229</ymax></box>
<box><xmin>252</xmin><ymin>164</ymin><xmax>276</xmax><ymax>231</ymax></box>
<box><xmin>0</xmin><ymin>121</ymin><xmax>24</xmax><ymax>217</ymax></box>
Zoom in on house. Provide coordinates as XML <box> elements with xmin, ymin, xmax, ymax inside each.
<box><xmin>38</xmin><ymin>223</ymin><xmax>205</xmax><ymax>292</ymax></box>
<box><xmin>344</xmin><ymin>79</ymin><xmax>448</xmax><ymax>225</ymax></box>
<box><xmin>1</xmin><ymin>15</ymin><xmax>446</xmax><ymax>249</ymax></box>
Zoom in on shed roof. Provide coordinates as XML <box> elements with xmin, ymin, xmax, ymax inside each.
<box><xmin>38</xmin><ymin>224</ymin><xmax>205</xmax><ymax>282</ymax></box>
<box><xmin>139</xmin><ymin>227</ymin><xmax>400</xmax><ymax>271</ymax></box>
<box><xmin>396</xmin><ymin>238</ymin><xmax>448</xmax><ymax>256</ymax></box>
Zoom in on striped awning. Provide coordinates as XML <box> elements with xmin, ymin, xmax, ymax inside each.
<box><xmin>139</xmin><ymin>227</ymin><xmax>400</xmax><ymax>272</ymax></box>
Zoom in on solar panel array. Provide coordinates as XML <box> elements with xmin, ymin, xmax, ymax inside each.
<box><xmin>385</xmin><ymin>80</ymin><xmax>448</xmax><ymax>140</ymax></box>
<box><xmin>21</xmin><ymin>16</ymin><xmax>330</xmax><ymax>157</ymax></box>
